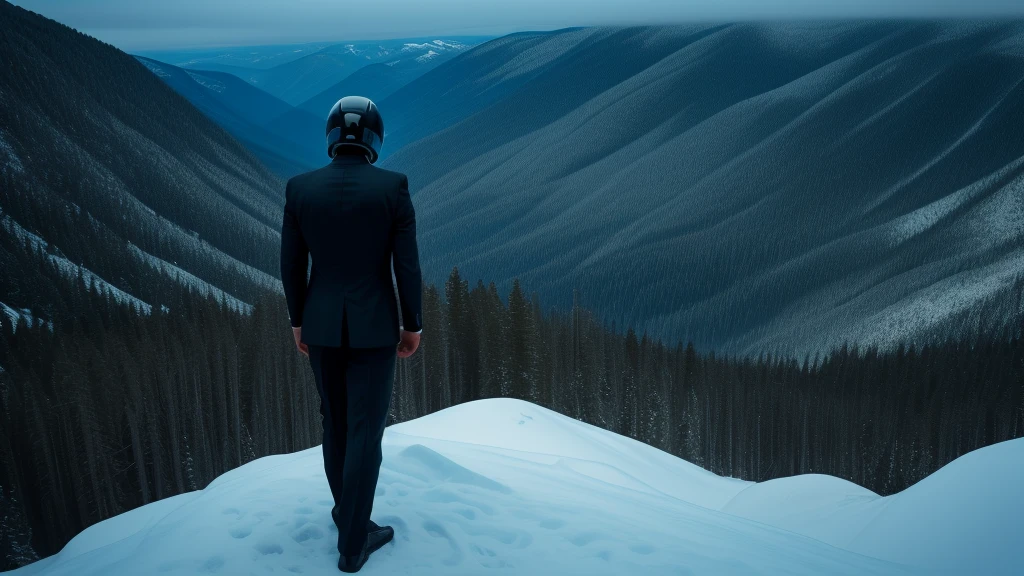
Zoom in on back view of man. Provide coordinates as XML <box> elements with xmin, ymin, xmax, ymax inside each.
<box><xmin>279</xmin><ymin>95</ymin><xmax>422</xmax><ymax>573</ymax></box>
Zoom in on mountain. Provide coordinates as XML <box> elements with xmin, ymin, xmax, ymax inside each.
<box><xmin>133</xmin><ymin>41</ymin><xmax>340</xmax><ymax>71</ymax></box>
<box><xmin>10</xmin><ymin>398</ymin><xmax>1023</xmax><ymax>576</ymax></box>
<box><xmin>297</xmin><ymin>57</ymin><xmax>445</xmax><ymax>118</ymax></box>
<box><xmin>133</xmin><ymin>56</ymin><xmax>322</xmax><ymax>177</ymax></box>
<box><xmin>264</xmin><ymin>58</ymin><xmax>451</xmax><ymax>168</ymax></box>
<box><xmin>0</xmin><ymin>0</ymin><xmax>284</xmax><ymax>325</ymax></box>
<box><xmin>376</xmin><ymin>22</ymin><xmax>1024</xmax><ymax>355</ymax></box>
<box><xmin>177</xmin><ymin>38</ymin><xmax>483</xmax><ymax>105</ymax></box>
<box><xmin>132</xmin><ymin>39</ymin><xmax>489</xmax><ymax>176</ymax></box>
<box><xmin>374</xmin><ymin>27</ymin><xmax>594</xmax><ymax>159</ymax></box>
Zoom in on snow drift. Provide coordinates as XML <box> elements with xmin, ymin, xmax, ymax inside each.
<box><xmin>13</xmin><ymin>398</ymin><xmax>1022</xmax><ymax>575</ymax></box>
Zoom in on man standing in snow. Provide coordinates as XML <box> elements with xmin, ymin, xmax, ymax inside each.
<box><xmin>280</xmin><ymin>95</ymin><xmax>422</xmax><ymax>573</ymax></box>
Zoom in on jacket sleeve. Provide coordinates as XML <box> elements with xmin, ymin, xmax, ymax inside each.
<box><xmin>280</xmin><ymin>178</ymin><xmax>309</xmax><ymax>328</ymax></box>
<box><xmin>392</xmin><ymin>173</ymin><xmax>423</xmax><ymax>332</ymax></box>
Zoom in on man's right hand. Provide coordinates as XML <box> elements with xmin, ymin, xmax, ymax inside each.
<box><xmin>397</xmin><ymin>330</ymin><xmax>420</xmax><ymax>358</ymax></box>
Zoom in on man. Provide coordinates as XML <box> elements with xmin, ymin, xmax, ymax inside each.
<box><xmin>280</xmin><ymin>95</ymin><xmax>422</xmax><ymax>573</ymax></box>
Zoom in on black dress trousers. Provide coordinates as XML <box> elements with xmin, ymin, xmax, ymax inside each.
<box><xmin>307</xmin><ymin>320</ymin><xmax>396</xmax><ymax>556</ymax></box>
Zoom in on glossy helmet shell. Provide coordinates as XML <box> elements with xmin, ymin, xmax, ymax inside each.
<box><xmin>325</xmin><ymin>95</ymin><xmax>384</xmax><ymax>163</ymax></box>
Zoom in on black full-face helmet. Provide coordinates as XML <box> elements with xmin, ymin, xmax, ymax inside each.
<box><xmin>326</xmin><ymin>96</ymin><xmax>384</xmax><ymax>163</ymax></box>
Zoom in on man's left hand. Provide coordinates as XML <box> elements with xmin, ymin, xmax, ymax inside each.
<box><xmin>292</xmin><ymin>326</ymin><xmax>309</xmax><ymax>357</ymax></box>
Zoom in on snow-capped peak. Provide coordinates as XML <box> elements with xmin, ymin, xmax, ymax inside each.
<box><xmin>415</xmin><ymin>50</ymin><xmax>439</xmax><ymax>63</ymax></box>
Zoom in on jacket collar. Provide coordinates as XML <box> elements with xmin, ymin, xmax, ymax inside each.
<box><xmin>330</xmin><ymin>153</ymin><xmax>371</xmax><ymax>166</ymax></box>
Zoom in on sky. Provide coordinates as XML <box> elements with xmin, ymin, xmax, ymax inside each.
<box><xmin>12</xmin><ymin>0</ymin><xmax>1024</xmax><ymax>51</ymax></box>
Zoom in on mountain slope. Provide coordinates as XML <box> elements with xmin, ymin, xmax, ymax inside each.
<box><xmin>133</xmin><ymin>38</ymin><xmax>485</xmax><ymax>176</ymax></box>
<box><xmin>134</xmin><ymin>41</ymin><xmax>339</xmax><ymax>71</ymax></box>
<box><xmin>378</xmin><ymin>22</ymin><xmax>1024</xmax><ymax>354</ymax></box>
<box><xmin>0</xmin><ymin>0</ymin><xmax>285</xmax><ymax>318</ymax></box>
<box><xmin>297</xmin><ymin>58</ymin><xmax>444</xmax><ymax>118</ymax></box>
<box><xmin>12</xmin><ymin>398</ymin><xmax>1022</xmax><ymax>576</ymax></box>
<box><xmin>183</xmin><ymin>38</ymin><xmax>479</xmax><ymax>105</ymax></box>
<box><xmin>375</xmin><ymin>26</ymin><xmax>609</xmax><ymax>159</ymax></box>
<box><xmin>134</xmin><ymin>56</ymin><xmax>322</xmax><ymax>177</ymax></box>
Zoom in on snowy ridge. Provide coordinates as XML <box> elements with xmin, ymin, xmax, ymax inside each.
<box><xmin>2</xmin><ymin>211</ymin><xmax>153</xmax><ymax>314</ymax></box>
<box><xmin>137</xmin><ymin>58</ymin><xmax>170</xmax><ymax>78</ymax></box>
<box><xmin>415</xmin><ymin>50</ymin><xmax>440</xmax><ymax>63</ymax></box>
<box><xmin>184</xmin><ymin>70</ymin><xmax>226</xmax><ymax>93</ymax></box>
<box><xmin>431</xmin><ymin>39</ymin><xmax>468</xmax><ymax>50</ymax></box>
<box><xmin>0</xmin><ymin>209</ymin><xmax>46</xmax><ymax>251</ymax></box>
<box><xmin>401</xmin><ymin>40</ymin><xmax>467</xmax><ymax>53</ymax></box>
<box><xmin>12</xmin><ymin>399</ymin><xmax>1021</xmax><ymax>575</ymax></box>
<box><xmin>47</xmin><ymin>256</ymin><xmax>153</xmax><ymax>314</ymax></box>
<box><xmin>128</xmin><ymin>244</ymin><xmax>253</xmax><ymax>313</ymax></box>
<box><xmin>0</xmin><ymin>301</ymin><xmax>51</xmax><ymax>333</ymax></box>
<box><xmin>0</xmin><ymin>128</ymin><xmax>24</xmax><ymax>175</ymax></box>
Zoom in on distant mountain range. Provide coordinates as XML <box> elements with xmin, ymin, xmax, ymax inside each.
<box><xmin>141</xmin><ymin>38</ymin><xmax>484</xmax><ymax>106</ymax></box>
<box><xmin>374</xmin><ymin>22</ymin><xmax>1024</xmax><ymax>355</ymax></box>
<box><xmin>0</xmin><ymin>0</ymin><xmax>284</xmax><ymax>324</ymax></box>
<box><xmin>134</xmin><ymin>41</ymin><xmax>345</xmax><ymax>71</ymax></box>
<box><xmin>134</xmin><ymin>38</ymin><xmax>486</xmax><ymax>177</ymax></box>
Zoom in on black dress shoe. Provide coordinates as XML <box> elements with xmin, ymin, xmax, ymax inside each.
<box><xmin>332</xmin><ymin>508</ymin><xmax>391</xmax><ymax>554</ymax></box>
<box><xmin>337</xmin><ymin>525</ymin><xmax>394</xmax><ymax>573</ymax></box>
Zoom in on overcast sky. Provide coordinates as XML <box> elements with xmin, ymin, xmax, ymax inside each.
<box><xmin>13</xmin><ymin>0</ymin><xmax>1024</xmax><ymax>51</ymax></box>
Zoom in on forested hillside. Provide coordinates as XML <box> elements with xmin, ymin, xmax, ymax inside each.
<box><xmin>3</xmin><ymin>257</ymin><xmax>1022</xmax><ymax>569</ymax></box>
<box><xmin>0</xmin><ymin>0</ymin><xmax>284</xmax><ymax>324</ymax></box>
<box><xmin>378</xmin><ymin>22</ymin><xmax>1024</xmax><ymax>355</ymax></box>
<box><xmin>133</xmin><ymin>56</ymin><xmax>324</xmax><ymax>178</ymax></box>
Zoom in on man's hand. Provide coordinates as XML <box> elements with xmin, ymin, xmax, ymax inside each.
<box><xmin>292</xmin><ymin>326</ymin><xmax>309</xmax><ymax>357</ymax></box>
<box><xmin>397</xmin><ymin>329</ymin><xmax>420</xmax><ymax>358</ymax></box>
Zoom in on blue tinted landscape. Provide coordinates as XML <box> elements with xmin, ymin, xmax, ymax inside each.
<box><xmin>1</xmin><ymin>1</ymin><xmax>1022</xmax><ymax>574</ymax></box>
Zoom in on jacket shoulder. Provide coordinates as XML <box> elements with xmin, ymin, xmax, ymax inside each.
<box><xmin>287</xmin><ymin>167</ymin><xmax>326</xmax><ymax>189</ymax></box>
<box><xmin>284</xmin><ymin>173</ymin><xmax>304</xmax><ymax>196</ymax></box>
<box><xmin>371</xmin><ymin>165</ymin><xmax>407</xmax><ymax>186</ymax></box>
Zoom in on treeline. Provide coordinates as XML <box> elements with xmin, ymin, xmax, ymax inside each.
<box><xmin>0</xmin><ymin>241</ymin><xmax>319</xmax><ymax>568</ymax></box>
<box><xmin>2</xmin><ymin>261</ymin><xmax>1023</xmax><ymax>569</ymax></box>
<box><xmin>392</xmin><ymin>267</ymin><xmax>1024</xmax><ymax>497</ymax></box>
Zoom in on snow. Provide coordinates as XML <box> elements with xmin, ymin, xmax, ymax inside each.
<box><xmin>836</xmin><ymin>247</ymin><xmax>1024</xmax><ymax>351</ymax></box>
<box><xmin>185</xmin><ymin>70</ymin><xmax>226</xmax><ymax>93</ymax></box>
<box><xmin>137</xmin><ymin>58</ymin><xmax>170</xmax><ymax>78</ymax></box>
<box><xmin>0</xmin><ymin>211</ymin><xmax>47</xmax><ymax>251</ymax></box>
<box><xmin>416</xmin><ymin>50</ymin><xmax>440</xmax><ymax>63</ymax></box>
<box><xmin>885</xmin><ymin>155</ymin><xmax>1024</xmax><ymax>247</ymax></box>
<box><xmin>0</xmin><ymin>301</ymin><xmax>22</xmax><ymax>327</ymax></box>
<box><xmin>0</xmin><ymin>129</ymin><xmax>25</xmax><ymax>174</ymax></box>
<box><xmin>844</xmin><ymin>438</ymin><xmax>1024</xmax><ymax>573</ymax></box>
<box><xmin>402</xmin><ymin>40</ymin><xmax>466</xmax><ymax>54</ymax></box>
<box><xmin>393</xmin><ymin>398</ymin><xmax>750</xmax><ymax>510</ymax></box>
<box><xmin>722</xmin><ymin>474</ymin><xmax>888</xmax><ymax>550</ymax></box>
<box><xmin>48</xmin><ymin>256</ymin><xmax>153</xmax><ymax>314</ymax></box>
<box><xmin>1</xmin><ymin>210</ymin><xmax>152</xmax><ymax>313</ymax></box>
<box><xmin>0</xmin><ymin>301</ymin><xmax>47</xmax><ymax>333</ymax></box>
<box><xmin>432</xmin><ymin>39</ymin><xmax>467</xmax><ymax>50</ymax></box>
<box><xmin>128</xmin><ymin>244</ymin><xmax>252</xmax><ymax>314</ymax></box>
<box><xmin>10</xmin><ymin>398</ymin><xmax>1022</xmax><ymax>576</ymax></box>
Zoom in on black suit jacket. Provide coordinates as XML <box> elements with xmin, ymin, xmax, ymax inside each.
<box><xmin>280</xmin><ymin>153</ymin><xmax>422</xmax><ymax>348</ymax></box>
